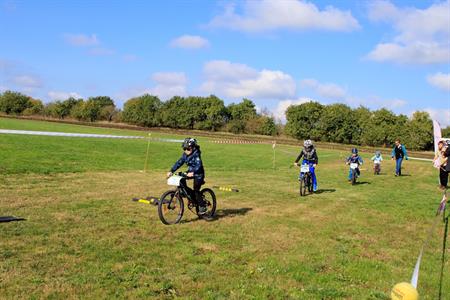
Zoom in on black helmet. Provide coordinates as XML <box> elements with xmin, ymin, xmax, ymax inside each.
<box><xmin>182</xmin><ymin>137</ymin><xmax>197</xmax><ymax>150</ymax></box>
<box><xmin>351</xmin><ymin>148</ymin><xmax>358</xmax><ymax>154</ymax></box>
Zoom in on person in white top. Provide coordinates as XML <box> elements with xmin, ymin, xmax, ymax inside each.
<box><xmin>371</xmin><ymin>150</ymin><xmax>383</xmax><ymax>175</ymax></box>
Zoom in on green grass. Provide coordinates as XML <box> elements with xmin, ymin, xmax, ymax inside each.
<box><xmin>0</xmin><ymin>118</ymin><xmax>448</xmax><ymax>299</ymax></box>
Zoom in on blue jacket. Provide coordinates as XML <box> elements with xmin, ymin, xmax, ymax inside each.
<box><xmin>170</xmin><ymin>148</ymin><xmax>205</xmax><ymax>179</ymax></box>
<box><xmin>347</xmin><ymin>155</ymin><xmax>363</xmax><ymax>165</ymax></box>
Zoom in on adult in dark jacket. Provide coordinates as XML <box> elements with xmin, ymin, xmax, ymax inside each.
<box><xmin>442</xmin><ymin>140</ymin><xmax>450</xmax><ymax>189</ymax></box>
<box><xmin>391</xmin><ymin>139</ymin><xmax>408</xmax><ymax>176</ymax></box>
<box><xmin>167</xmin><ymin>137</ymin><xmax>207</xmax><ymax>214</ymax></box>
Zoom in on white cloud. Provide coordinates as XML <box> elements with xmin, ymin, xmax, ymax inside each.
<box><xmin>116</xmin><ymin>72</ymin><xmax>189</xmax><ymax>102</ymax></box>
<box><xmin>63</xmin><ymin>33</ymin><xmax>100</xmax><ymax>47</ymax></box>
<box><xmin>274</xmin><ymin>97</ymin><xmax>314</xmax><ymax>123</ymax></box>
<box><xmin>149</xmin><ymin>72</ymin><xmax>188</xmax><ymax>100</ymax></box>
<box><xmin>88</xmin><ymin>47</ymin><xmax>115</xmax><ymax>56</ymax></box>
<box><xmin>12</xmin><ymin>75</ymin><xmax>43</xmax><ymax>88</ymax></box>
<box><xmin>367</xmin><ymin>1</ymin><xmax>450</xmax><ymax>64</ymax></box>
<box><xmin>367</xmin><ymin>42</ymin><xmax>449</xmax><ymax>64</ymax></box>
<box><xmin>427</xmin><ymin>72</ymin><xmax>450</xmax><ymax>91</ymax></box>
<box><xmin>200</xmin><ymin>60</ymin><xmax>296</xmax><ymax>99</ymax></box>
<box><xmin>208</xmin><ymin>0</ymin><xmax>360</xmax><ymax>32</ymax></box>
<box><xmin>423</xmin><ymin>108</ymin><xmax>450</xmax><ymax>127</ymax></box>
<box><xmin>0</xmin><ymin>86</ymin><xmax>7</xmax><ymax>92</ymax></box>
<box><xmin>170</xmin><ymin>35</ymin><xmax>210</xmax><ymax>49</ymax></box>
<box><xmin>300</xmin><ymin>78</ymin><xmax>346</xmax><ymax>99</ymax></box>
<box><xmin>48</xmin><ymin>91</ymin><xmax>82</xmax><ymax>101</ymax></box>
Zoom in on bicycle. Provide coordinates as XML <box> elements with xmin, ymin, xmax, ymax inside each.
<box><xmin>298</xmin><ymin>163</ymin><xmax>313</xmax><ymax>196</ymax></box>
<box><xmin>349</xmin><ymin>162</ymin><xmax>359</xmax><ymax>185</ymax></box>
<box><xmin>158</xmin><ymin>172</ymin><xmax>216</xmax><ymax>225</ymax></box>
<box><xmin>373</xmin><ymin>163</ymin><xmax>381</xmax><ymax>175</ymax></box>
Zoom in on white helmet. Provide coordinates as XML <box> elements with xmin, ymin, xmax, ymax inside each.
<box><xmin>303</xmin><ymin>139</ymin><xmax>313</xmax><ymax>148</ymax></box>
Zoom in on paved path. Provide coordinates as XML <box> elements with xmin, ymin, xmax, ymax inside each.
<box><xmin>0</xmin><ymin>129</ymin><xmax>143</xmax><ymax>139</ymax></box>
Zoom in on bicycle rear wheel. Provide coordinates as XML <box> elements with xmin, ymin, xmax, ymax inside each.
<box><xmin>200</xmin><ymin>188</ymin><xmax>217</xmax><ymax>217</ymax></box>
<box><xmin>158</xmin><ymin>190</ymin><xmax>184</xmax><ymax>225</ymax></box>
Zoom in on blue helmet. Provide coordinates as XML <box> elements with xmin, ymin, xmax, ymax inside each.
<box><xmin>351</xmin><ymin>148</ymin><xmax>358</xmax><ymax>154</ymax></box>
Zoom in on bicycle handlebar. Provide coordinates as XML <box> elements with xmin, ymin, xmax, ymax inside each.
<box><xmin>177</xmin><ymin>172</ymin><xmax>193</xmax><ymax>179</ymax></box>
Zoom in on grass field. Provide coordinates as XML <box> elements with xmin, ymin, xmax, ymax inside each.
<box><xmin>0</xmin><ymin>117</ymin><xmax>448</xmax><ymax>299</ymax></box>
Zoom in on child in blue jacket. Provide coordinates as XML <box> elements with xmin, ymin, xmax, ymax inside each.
<box><xmin>167</xmin><ymin>137</ymin><xmax>207</xmax><ymax>214</ymax></box>
<box><xmin>346</xmin><ymin>148</ymin><xmax>363</xmax><ymax>181</ymax></box>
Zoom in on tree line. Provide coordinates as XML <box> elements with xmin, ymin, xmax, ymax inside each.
<box><xmin>0</xmin><ymin>90</ymin><xmax>447</xmax><ymax>150</ymax></box>
<box><xmin>285</xmin><ymin>102</ymin><xmax>447</xmax><ymax>150</ymax></box>
<box><xmin>0</xmin><ymin>90</ymin><xmax>278</xmax><ymax>136</ymax></box>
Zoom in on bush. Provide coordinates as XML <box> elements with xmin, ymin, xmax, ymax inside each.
<box><xmin>0</xmin><ymin>91</ymin><xmax>32</xmax><ymax>114</ymax></box>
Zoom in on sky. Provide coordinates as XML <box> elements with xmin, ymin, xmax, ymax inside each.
<box><xmin>0</xmin><ymin>0</ymin><xmax>449</xmax><ymax>125</ymax></box>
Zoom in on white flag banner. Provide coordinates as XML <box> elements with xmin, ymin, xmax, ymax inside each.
<box><xmin>433</xmin><ymin>120</ymin><xmax>442</xmax><ymax>156</ymax></box>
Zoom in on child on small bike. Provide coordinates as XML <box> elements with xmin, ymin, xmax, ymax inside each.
<box><xmin>294</xmin><ymin>139</ymin><xmax>318</xmax><ymax>191</ymax></box>
<box><xmin>167</xmin><ymin>137</ymin><xmax>207</xmax><ymax>214</ymax></box>
<box><xmin>371</xmin><ymin>150</ymin><xmax>383</xmax><ymax>174</ymax></box>
<box><xmin>346</xmin><ymin>148</ymin><xmax>363</xmax><ymax>181</ymax></box>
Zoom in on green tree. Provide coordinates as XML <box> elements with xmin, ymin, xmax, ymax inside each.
<box><xmin>89</xmin><ymin>96</ymin><xmax>115</xmax><ymax>108</ymax></box>
<box><xmin>122</xmin><ymin>94</ymin><xmax>162</xmax><ymax>127</ymax></box>
<box><xmin>406</xmin><ymin>111</ymin><xmax>433</xmax><ymax>150</ymax></box>
<box><xmin>192</xmin><ymin>95</ymin><xmax>227</xmax><ymax>131</ymax></box>
<box><xmin>366</xmin><ymin>108</ymin><xmax>398</xmax><ymax>147</ymax></box>
<box><xmin>353</xmin><ymin>106</ymin><xmax>372</xmax><ymax>145</ymax></box>
<box><xmin>317</xmin><ymin>103</ymin><xmax>356</xmax><ymax>144</ymax></box>
<box><xmin>160</xmin><ymin>96</ymin><xmax>190</xmax><ymax>128</ymax></box>
<box><xmin>70</xmin><ymin>100</ymin><xmax>85</xmax><ymax>121</ymax></box>
<box><xmin>227</xmin><ymin>98</ymin><xmax>257</xmax><ymax>121</ymax></box>
<box><xmin>0</xmin><ymin>90</ymin><xmax>31</xmax><ymax>114</ymax></box>
<box><xmin>22</xmin><ymin>98</ymin><xmax>44</xmax><ymax>116</ymax></box>
<box><xmin>442</xmin><ymin>126</ymin><xmax>450</xmax><ymax>138</ymax></box>
<box><xmin>285</xmin><ymin>102</ymin><xmax>323</xmax><ymax>140</ymax></box>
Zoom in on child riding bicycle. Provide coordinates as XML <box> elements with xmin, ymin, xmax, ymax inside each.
<box><xmin>294</xmin><ymin>139</ymin><xmax>318</xmax><ymax>192</ymax></box>
<box><xmin>346</xmin><ymin>148</ymin><xmax>363</xmax><ymax>181</ymax></box>
<box><xmin>166</xmin><ymin>137</ymin><xmax>207</xmax><ymax>214</ymax></box>
<box><xmin>371</xmin><ymin>150</ymin><xmax>383</xmax><ymax>174</ymax></box>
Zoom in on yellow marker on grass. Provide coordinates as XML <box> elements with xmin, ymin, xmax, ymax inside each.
<box><xmin>391</xmin><ymin>282</ymin><xmax>418</xmax><ymax>300</ymax></box>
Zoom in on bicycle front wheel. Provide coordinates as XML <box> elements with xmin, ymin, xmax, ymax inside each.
<box><xmin>158</xmin><ymin>190</ymin><xmax>184</xmax><ymax>225</ymax></box>
<box><xmin>351</xmin><ymin>171</ymin><xmax>357</xmax><ymax>185</ymax></box>
<box><xmin>299</xmin><ymin>177</ymin><xmax>306</xmax><ymax>196</ymax></box>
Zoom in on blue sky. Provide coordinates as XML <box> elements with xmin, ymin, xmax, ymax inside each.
<box><xmin>0</xmin><ymin>0</ymin><xmax>449</xmax><ymax>125</ymax></box>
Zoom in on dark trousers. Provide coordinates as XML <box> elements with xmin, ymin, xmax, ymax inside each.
<box><xmin>440</xmin><ymin>167</ymin><xmax>449</xmax><ymax>188</ymax></box>
<box><xmin>180</xmin><ymin>178</ymin><xmax>205</xmax><ymax>206</ymax></box>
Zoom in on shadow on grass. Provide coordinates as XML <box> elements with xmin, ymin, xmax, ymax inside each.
<box><xmin>0</xmin><ymin>216</ymin><xmax>26</xmax><ymax>223</ymax></box>
<box><xmin>314</xmin><ymin>189</ymin><xmax>336</xmax><ymax>194</ymax></box>
<box><xmin>354</xmin><ymin>181</ymin><xmax>371</xmax><ymax>185</ymax></box>
<box><xmin>182</xmin><ymin>207</ymin><xmax>253</xmax><ymax>223</ymax></box>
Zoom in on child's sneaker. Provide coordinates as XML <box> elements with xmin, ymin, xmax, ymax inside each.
<box><xmin>198</xmin><ymin>206</ymin><xmax>207</xmax><ymax>215</ymax></box>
